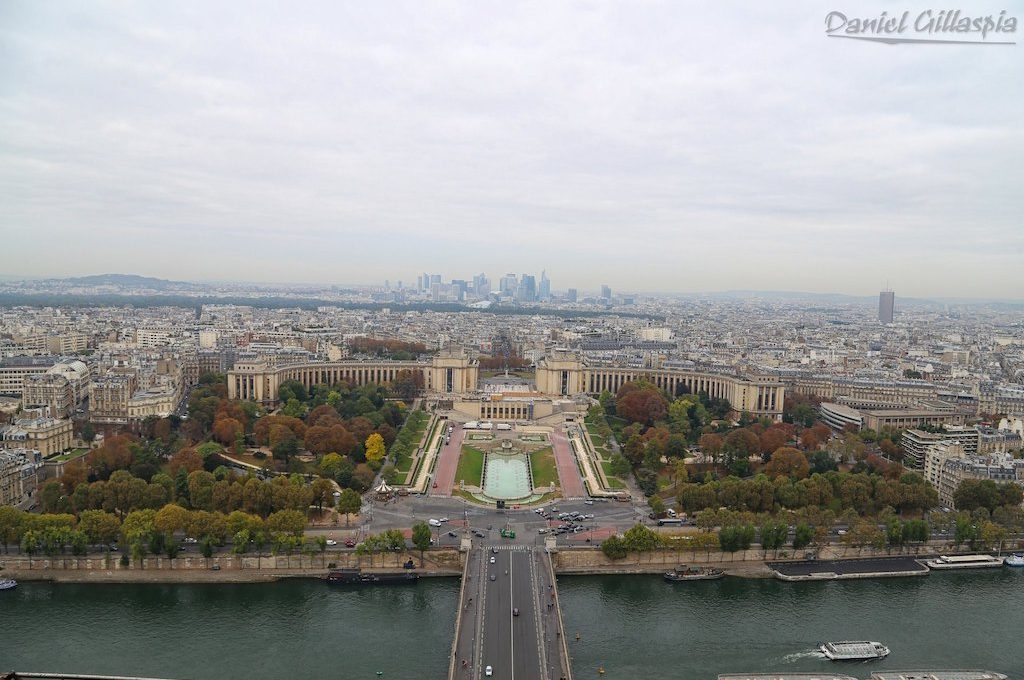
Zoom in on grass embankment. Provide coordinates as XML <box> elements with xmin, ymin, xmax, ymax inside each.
<box><xmin>455</xmin><ymin>445</ymin><xmax>486</xmax><ymax>487</ymax></box>
<box><xmin>53</xmin><ymin>448</ymin><xmax>90</xmax><ymax>462</ymax></box>
<box><xmin>391</xmin><ymin>410</ymin><xmax>430</xmax><ymax>474</ymax></box>
<box><xmin>529</xmin><ymin>447</ymin><xmax>557</xmax><ymax>488</ymax></box>
<box><xmin>585</xmin><ymin>410</ymin><xmax>627</xmax><ymax>489</ymax></box>
<box><xmin>599</xmin><ymin>461</ymin><xmax>626</xmax><ymax>489</ymax></box>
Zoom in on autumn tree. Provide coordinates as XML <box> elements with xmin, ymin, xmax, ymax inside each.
<box><xmin>168</xmin><ymin>447</ymin><xmax>204</xmax><ymax>477</ymax></box>
<box><xmin>154</xmin><ymin>504</ymin><xmax>190</xmax><ymax>536</ymax></box>
<box><xmin>253</xmin><ymin>415</ymin><xmax>307</xmax><ymax>446</ymax></box>
<box><xmin>364</xmin><ymin>433</ymin><xmax>386</xmax><ymax>465</ymax></box>
<box><xmin>212</xmin><ymin>416</ymin><xmax>243</xmax><ymax>446</ymax></box>
<box><xmin>307</xmin><ymin>404</ymin><xmax>342</xmax><ymax>428</ymax></box>
<box><xmin>310</xmin><ymin>478</ymin><xmax>335</xmax><ymax>512</ymax></box>
<box><xmin>616</xmin><ymin>383</ymin><xmax>669</xmax><ymax>426</ymax></box>
<box><xmin>698</xmin><ymin>433</ymin><xmax>724</xmax><ymax>467</ymax></box>
<box><xmin>304</xmin><ymin>424</ymin><xmax>357</xmax><ymax>457</ymax></box>
<box><xmin>763</xmin><ymin>447</ymin><xmax>810</xmax><ymax>479</ymax></box>
<box><xmin>87</xmin><ymin>435</ymin><xmax>135</xmax><ymax>480</ymax></box>
<box><xmin>759</xmin><ymin>428</ymin><xmax>789</xmax><ymax>458</ymax></box>
<box><xmin>78</xmin><ymin>510</ymin><xmax>121</xmax><ymax>549</ymax></box>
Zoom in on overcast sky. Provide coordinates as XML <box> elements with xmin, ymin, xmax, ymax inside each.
<box><xmin>1</xmin><ymin>2</ymin><xmax>1021</xmax><ymax>297</ymax></box>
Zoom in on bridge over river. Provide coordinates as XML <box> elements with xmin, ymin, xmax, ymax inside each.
<box><xmin>449</xmin><ymin>545</ymin><xmax>574</xmax><ymax>680</ymax></box>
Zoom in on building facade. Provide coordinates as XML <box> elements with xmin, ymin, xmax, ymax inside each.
<box><xmin>0</xmin><ymin>448</ymin><xmax>41</xmax><ymax>508</ymax></box>
<box><xmin>226</xmin><ymin>350</ymin><xmax>480</xmax><ymax>403</ymax></box>
<box><xmin>534</xmin><ymin>354</ymin><xmax>785</xmax><ymax>421</ymax></box>
<box><xmin>0</xmin><ymin>413</ymin><xmax>73</xmax><ymax>457</ymax></box>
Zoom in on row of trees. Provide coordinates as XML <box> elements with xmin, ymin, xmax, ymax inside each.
<box><xmin>0</xmin><ymin>504</ymin><xmax>312</xmax><ymax>559</ymax></box>
<box><xmin>42</xmin><ymin>468</ymin><xmax>361</xmax><ymax>522</ymax></box>
<box><xmin>676</xmin><ymin>470</ymin><xmax>940</xmax><ymax>516</ymax></box>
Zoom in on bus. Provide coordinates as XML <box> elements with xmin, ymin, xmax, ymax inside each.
<box><xmin>657</xmin><ymin>518</ymin><xmax>684</xmax><ymax>526</ymax></box>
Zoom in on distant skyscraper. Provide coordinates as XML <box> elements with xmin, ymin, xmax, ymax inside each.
<box><xmin>879</xmin><ymin>290</ymin><xmax>895</xmax><ymax>324</ymax></box>
<box><xmin>451</xmin><ymin>279</ymin><xmax>467</xmax><ymax>301</ymax></box>
<box><xmin>600</xmin><ymin>284</ymin><xmax>611</xmax><ymax>299</ymax></box>
<box><xmin>517</xmin><ymin>275</ymin><xmax>536</xmax><ymax>302</ymax></box>
<box><xmin>499</xmin><ymin>274</ymin><xmax>518</xmax><ymax>296</ymax></box>
<box><xmin>566</xmin><ymin>288</ymin><xmax>578</xmax><ymax>303</ymax></box>
<box><xmin>473</xmin><ymin>273</ymin><xmax>490</xmax><ymax>296</ymax></box>
<box><xmin>538</xmin><ymin>270</ymin><xmax>551</xmax><ymax>300</ymax></box>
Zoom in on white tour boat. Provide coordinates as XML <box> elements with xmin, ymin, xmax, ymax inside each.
<box><xmin>820</xmin><ymin>641</ymin><xmax>890</xmax><ymax>661</ymax></box>
<box><xmin>924</xmin><ymin>555</ymin><xmax>1004</xmax><ymax>570</ymax></box>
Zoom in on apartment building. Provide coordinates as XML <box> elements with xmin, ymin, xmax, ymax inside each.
<box><xmin>0</xmin><ymin>411</ymin><xmax>73</xmax><ymax>457</ymax></box>
<box><xmin>902</xmin><ymin>426</ymin><xmax>981</xmax><ymax>469</ymax></box>
<box><xmin>924</xmin><ymin>442</ymin><xmax>1024</xmax><ymax>508</ymax></box>
<box><xmin>89</xmin><ymin>371</ymin><xmax>139</xmax><ymax>425</ymax></box>
<box><xmin>0</xmin><ymin>448</ymin><xmax>41</xmax><ymax>508</ymax></box>
<box><xmin>0</xmin><ymin>356</ymin><xmax>59</xmax><ymax>396</ymax></box>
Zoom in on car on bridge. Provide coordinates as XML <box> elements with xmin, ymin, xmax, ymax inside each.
<box><xmin>485</xmin><ymin>665</ymin><xmax>493</xmax><ymax>677</ymax></box>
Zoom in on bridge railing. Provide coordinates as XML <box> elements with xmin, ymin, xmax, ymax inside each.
<box><xmin>446</xmin><ymin>549</ymin><xmax>472</xmax><ymax>680</ymax></box>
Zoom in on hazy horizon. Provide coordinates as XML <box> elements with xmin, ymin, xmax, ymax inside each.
<box><xmin>2</xmin><ymin>2</ymin><xmax>1021</xmax><ymax>296</ymax></box>
<box><xmin>4</xmin><ymin>270</ymin><xmax>1024</xmax><ymax>303</ymax></box>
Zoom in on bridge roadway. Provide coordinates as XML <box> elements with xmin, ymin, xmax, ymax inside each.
<box><xmin>451</xmin><ymin>545</ymin><xmax>571</xmax><ymax>680</ymax></box>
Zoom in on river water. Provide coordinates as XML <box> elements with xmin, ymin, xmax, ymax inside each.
<box><xmin>3</xmin><ymin>570</ymin><xmax>1022</xmax><ymax>679</ymax></box>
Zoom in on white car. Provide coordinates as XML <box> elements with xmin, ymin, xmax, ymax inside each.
<box><xmin>485</xmin><ymin>666</ymin><xmax>493</xmax><ymax>677</ymax></box>
<box><xmin>439</xmin><ymin>517</ymin><xmax>449</xmax><ymax>523</ymax></box>
<box><xmin>325</xmin><ymin>539</ymin><xmax>337</xmax><ymax>546</ymax></box>
<box><xmin>489</xmin><ymin>556</ymin><xmax>496</xmax><ymax>564</ymax></box>
<box><xmin>183</xmin><ymin>537</ymin><xmax>198</xmax><ymax>544</ymax></box>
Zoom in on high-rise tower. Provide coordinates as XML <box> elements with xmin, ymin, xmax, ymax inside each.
<box><xmin>879</xmin><ymin>290</ymin><xmax>895</xmax><ymax>324</ymax></box>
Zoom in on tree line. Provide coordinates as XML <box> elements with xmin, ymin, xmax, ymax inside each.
<box><xmin>0</xmin><ymin>504</ymin><xmax>319</xmax><ymax>562</ymax></box>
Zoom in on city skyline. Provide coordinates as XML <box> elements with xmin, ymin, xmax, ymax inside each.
<box><xmin>2</xmin><ymin>3</ymin><xmax>1021</xmax><ymax>297</ymax></box>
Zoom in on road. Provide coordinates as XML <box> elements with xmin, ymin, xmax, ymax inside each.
<box><xmin>433</xmin><ymin>423</ymin><xmax>463</xmax><ymax>497</ymax></box>
<box><xmin>549</xmin><ymin>428</ymin><xmax>585</xmax><ymax>499</ymax></box>
<box><xmin>456</xmin><ymin>545</ymin><xmax>566</xmax><ymax>680</ymax></box>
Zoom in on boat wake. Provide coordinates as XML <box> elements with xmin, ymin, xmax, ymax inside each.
<box><xmin>781</xmin><ymin>649</ymin><xmax>827</xmax><ymax>662</ymax></box>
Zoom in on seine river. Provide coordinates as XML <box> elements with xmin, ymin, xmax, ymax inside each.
<box><xmin>3</xmin><ymin>570</ymin><xmax>1023</xmax><ymax>679</ymax></box>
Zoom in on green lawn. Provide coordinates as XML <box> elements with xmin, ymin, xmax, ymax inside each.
<box><xmin>392</xmin><ymin>411</ymin><xmax>430</xmax><ymax>473</ymax></box>
<box><xmin>53</xmin><ymin>448</ymin><xmax>90</xmax><ymax>462</ymax></box>
<box><xmin>600</xmin><ymin>460</ymin><xmax>626</xmax><ymax>489</ymax></box>
<box><xmin>529</xmin><ymin>447</ymin><xmax>558</xmax><ymax>488</ymax></box>
<box><xmin>455</xmin><ymin>446</ymin><xmax>485</xmax><ymax>487</ymax></box>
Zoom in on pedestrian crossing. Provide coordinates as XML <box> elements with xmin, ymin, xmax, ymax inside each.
<box><xmin>486</xmin><ymin>544</ymin><xmax>532</xmax><ymax>552</ymax></box>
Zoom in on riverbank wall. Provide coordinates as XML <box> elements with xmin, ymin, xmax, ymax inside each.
<box><xmin>0</xmin><ymin>548</ymin><xmax>464</xmax><ymax>583</ymax></box>
<box><xmin>0</xmin><ymin>543</ymin><xmax>990</xmax><ymax>583</ymax></box>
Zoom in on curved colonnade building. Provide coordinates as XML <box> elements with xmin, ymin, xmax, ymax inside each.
<box><xmin>534</xmin><ymin>355</ymin><xmax>784</xmax><ymax>421</ymax></box>
<box><xmin>227</xmin><ymin>351</ymin><xmax>479</xmax><ymax>403</ymax></box>
<box><xmin>227</xmin><ymin>350</ymin><xmax>785</xmax><ymax>421</ymax></box>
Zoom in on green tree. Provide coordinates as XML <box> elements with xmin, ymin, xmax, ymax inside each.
<box><xmin>78</xmin><ymin>510</ymin><xmax>121</xmax><ymax>550</ymax></box>
<box><xmin>309</xmin><ymin>478</ymin><xmax>335</xmax><ymax>513</ymax></box>
<box><xmin>154</xmin><ymin>504</ymin><xmax>190</xmax><ymax>537</ymax></box>
<box><xmin>411</xmin><ymin>521</ymin><xmax>432</xmax><ymax>557</ymax></box>
<box><xmin>336</xmin><ymin>488</ymin><xmax>361</xmax><ymax>527</ymax></box>
<box><xmin>600</xmin><ymin>535</ymin><xmax>628</xmax><ymax>559</ymax></box>
<box><xmin>0</xmin><ymin>506</ymin><xmax>26</xmax><ymax>553</ymax></box>
<box><xmin>266</xmin><ymin>509</ymin><xmax>307</xmax><ymax>537</ymax></box>
<box><xmin>759</xmin><ymin>520</ymin><xmax>788</xmax><ymax>554</ymax></box>
<box><xmin>792</xmin><ymin>523</ymin><xmax>814</xmax><ymax>550</ymax></box>
<box><xmin>649</xmin><ymin>496</ymin><xmax>666</xmax><ymax>517</ymax></box>
<box><xmin>272</xmin><ymin>435</ymin><xmax>300</xmax><ymax>464</ymax></box>
<box><xmin>621</xmin><ymin>524</ymin><xmax>661</xmax><ymax>552</ymax></box>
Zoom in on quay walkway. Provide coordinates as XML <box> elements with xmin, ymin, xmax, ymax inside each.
<box><xmin>450</xmin><ymin>545</ymin><xmax>573</xmax><ymax>680</ymax></box>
